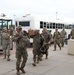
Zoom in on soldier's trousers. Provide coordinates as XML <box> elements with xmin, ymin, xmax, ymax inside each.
<box><xmin>44</xmin><ymin>44</ymin><xmax>49</xmax><ymax>58</ymax></box>
<box><xmin>60</xmin><ymin>38</ymin><xmax>65</xmax><ymax>47</ymax></box>
<box><xmin>16</xmin><ymin>50</ymin><xmax>28</xmax><ymax>70</ymax></box>
<box><xmin>33</xmin><ymin>49</ymin><xmax>41</xmax><ymax>63</ymax></box>
<box><xmin>54</xmin><ymin>39</ymin><xmax>61</xmax><ymax>50</ymax></box>
<box><xmin>3</xmin><ymin>44</ymin><xmax>10</xmax><ymax>56</ymax></box>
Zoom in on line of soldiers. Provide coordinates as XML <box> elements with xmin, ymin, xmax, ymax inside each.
<box><xmin>53</xmin><ymin>28</ymin><xmax>67</xmax><ymax>51</ymax></box>
<box><xmin>31</xmin><ymin>28</ymin><xmax>52</xmax><ymax>66</ymax></box>
<box><xmin>2</xmin><ymin>26</ymin><xmax>74</xmax><ymax>75</ymax></box>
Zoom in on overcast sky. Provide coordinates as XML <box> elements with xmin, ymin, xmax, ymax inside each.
<box><xmin>0</xmin><ymin>0</ymin><xmax>74</xmax><ymax>23</ymax></box>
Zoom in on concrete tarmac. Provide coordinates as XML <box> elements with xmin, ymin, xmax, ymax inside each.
<box><xmin>0</xmin><ymin>45</ymin><xmax>74</xmax><ymax>75</ymax></box>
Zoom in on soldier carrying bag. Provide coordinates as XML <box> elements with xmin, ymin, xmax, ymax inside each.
<box><xmin>40</xmin><ymin>44</ymin><xmax>47</xmax><ymax>54</ymax></box>
<box><xmin>39</xmin><ymin>35</ymin><xmax>47</xmax><ymax>54</ymax></box>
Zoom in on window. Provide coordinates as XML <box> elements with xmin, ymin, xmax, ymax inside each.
<box><xmin>0</xmin><ymin>20</ymin><xmax>2</xmax><ymax>29</ymax></box>
<box><xmin>47</xmin><ymin>22</ymin><xmax>49</xmax><ymax>28</ymax></box>
<box><xmin>50</xmin><ymin>23</ymin><xmax>53</xmax><ymax>29</ymax></box>
<box><xmin>53</xmin><ymin>23</ymin><xmax>55</xmax><ymax>29</ymax></box>
<box><xmin>68</xmin><ymin>25</ymin><xmax>73</xmax><ymax>29</ymax></box>
<box><xmin>19</xmin><ymin>21</ymin><xmax>30</xmax><ymax>26</ymax></box>
<box><xmin>40</xmin><ymin>21</ymin><xmax>43</xmax><ymax>28</ymax></box>
<box><xmin>58</xmin><ymin>23</ymin><xmax>61</xmax><ymax>29</ymax></box>
<box><xmin>65</xmin><ymin>25</ymin><xmax>68</xmax><ymax>29</ymax></box>
<box><xmin>15</xmin><ymin>21</ymin><xmax>17</xmax><ymax>26</ymax></box>
<box><xmin>56</xmin><ymin>23</ymin><xmax>58</xmax><ymax>28</ymax></box>
<box><xmin>62</xmin><ymin>24</ymin><xmax>64</xmax><ymax>28</ymax></box>
<box><xmin>73</xmin><ymin>25</ymin><xmax>74</xmax><ymax>28</ymax></box>
<box><xmin>44</xmin><ymin>22</ymin><xmax>46</xmax><ymax>27</ymax></box>
<box><xmin>60</xmin><ymin>24</ymin><xmax>63</xmax><ymax>29</ymax></box>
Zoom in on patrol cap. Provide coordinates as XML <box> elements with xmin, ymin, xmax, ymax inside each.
<box><xmin>17</xmin><ymin>25</ymin><xmax>22</xmax><ymax>29</ymax></box>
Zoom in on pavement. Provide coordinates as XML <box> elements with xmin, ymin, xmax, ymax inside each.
<box><xmin>0</xmin><ymin>45</ymin><xmax>74</xmax><ymax>75</ymax></box>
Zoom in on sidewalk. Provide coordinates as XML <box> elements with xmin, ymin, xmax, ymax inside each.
<box><xmin>0</xmin><ymin>45</ymin><xmax>74</xmax><ymax>75</ymax></box>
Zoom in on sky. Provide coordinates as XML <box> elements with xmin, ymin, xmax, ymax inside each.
<box><xmin>0</xmin><ymin>0</ymin><xmax>74</xmax><ymax>23</ymax></box>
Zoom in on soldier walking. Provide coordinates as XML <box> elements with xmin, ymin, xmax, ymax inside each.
<box><xmin>2</xmin><ymin>27</ymin><xmax>11</xmax><ymax>61</ymax></box>
<box><xmin>41</xmin><ymin>28</ymin><xmax>51</xmax><ymax>59</ymax></box>
<box><xmin>31</xmin><ymin>30</ymin><xmax>44</xmax><ymax>66</ymax></box>
<box><xmin>9</xmin><ymin>27</ymin><xmax>14</xmax><ymax>50</ymax></box>
<box><xmin>13</xmin><ymin>26</ymin><xmax>30</xmax><ymax>75</ymax></box>
<box><xmin>70</xmin><ymin>28</ymin><xmax>74</xmax><ymax>39</ymax></box>
<box><xmin>53</xmin><ymin>28</ymin><xmax>61</xmax><ymax>51</ymax></box>
<box><xmin>60</xmin><ymin>28</ymin><xmax>67</xmax><ymax>47</ymax></box>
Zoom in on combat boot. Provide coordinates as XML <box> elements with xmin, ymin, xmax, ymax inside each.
<box><xmin>16</xmin><ymin>70</ymin><xmax>20</xmax><ymax>75</ymax></box>
<box><xmin>4</xmin><ymin>54</ymin><xmax>6</xmax><ymax>59</ymax></box>
<box><xmin>60</xmin><ymin>47</ymin><xmax>61</xmax><ymax>50</ymax></box>
<box><xmin>46</xmin><ymin>56</ymin><xmax>48</xmax><ymax>59</ymax></box>
<box><xmin>32</xmin><ymin>62</ymin><xmax>36</xmax><ymax>66</ymax></box>
<box><xmin>20</xmin><ymin>68</ymin><xmax>25</xmax><ymax>74</ymax></box>
<box><xmin>39</xmin><ymin>58</ymin><xmax>42</xmax><ymax>61</ymax></box>
<box><xmin>39</xmin><ymin>54</ymin><xmax>43</xmax><ymax>61</ymax></box>
<box><xmin>7</xmin><ymin>55</ymin><xmax>10</xmax><ymax>61</ymax></box>
<box><xmin>37</xmin><ymin>60</ymin><xmax>39</xmax><ymax>64</ymax></box>
<box><xmin>53</xmin><ymin>49</ymin><xmax>56</xmax><ymax>51</ymax></box>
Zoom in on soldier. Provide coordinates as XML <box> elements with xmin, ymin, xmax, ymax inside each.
<box><xmin>41</xmin><ymin>27</ymin><xmax>51</xmax><ymax>59</ymax></box>
<box><xmin>70</xmin><ymin>28</ymin><xmax>74</xmax><ymax>39</ymax></box>
<box><xmin>13</xmin><ymin>26</ymin><xmax>30</xmax><ymax>75</ymax></box>
<box><xmin>60</xmin><ymin>28</ymin><xmax>67</xmax><ymax>47</ymax></box>
<box><xmin>9</xmin><ymin>27</ymin><xmax>14</xmax><ymax>50</ymax></box>
<box><xmin>53</xmin><ymin>28</ymin><xmax>61</xmax><ymax>51</ymax></box>
<box><xmin>32</xmin><ymin>30</ymin><xmax>44</xmax><ymax>66</ymax></box>
<box><xmin>2</xmin><ymin>27</ymin><xmax>11</xmax><ymax>61</ymax></box>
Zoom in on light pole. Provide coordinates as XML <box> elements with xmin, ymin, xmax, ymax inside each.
<box><xmin>56</xmin><ymin>12</ymin><xmax>58</xmax><ymax>20</ymax></box>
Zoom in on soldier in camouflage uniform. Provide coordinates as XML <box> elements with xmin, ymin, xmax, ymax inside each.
<box><xmin>32</xmin><ymin>30</ymin><xmax>44</xmax><ymax>66</ymax></box>
<box><xmin>60</xmin><ymin>28</ymin><xmax>67</xmax><ymax>47</ymax></box>
<box><xmin>70</xmin><ymin>28</ymin><xmax>74</xmax><ymax>39</ymax></box>
<box><xmin>9</xmin><ymin>27</ymin><xmax>14</xmax><ymax>50</ymax></box>
<box><xmin>13</xmin><ymin>26</ymin><xmax>30</xmax><ymax>75</ymax></box>
<box><xmin>53</xmin><ymin>28</ymin><xmax>61</xmax><ymax>51</ymax></box>
<box><xmin>2</xmin><ymin>27</ymin><xmax>11</xmax><ymax>61</ymax></box>
<box><xmin>41</xmin><ymin>28</ymin><xmax>51</xmax><ymax>59</ymax></box>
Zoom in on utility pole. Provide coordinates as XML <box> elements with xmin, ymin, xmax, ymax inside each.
<box><xmin>56</xmin><ymin>12</ymin><xmax>58</xmax><ymax>20</ymax></box>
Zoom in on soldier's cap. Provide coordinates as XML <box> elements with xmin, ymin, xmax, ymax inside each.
<box><xmin>35</xmin><ymin>30</ymin><xmax>39</xmax><ymax>32</ymax></box>
<box><xmin>17</xmin><ymin>25</ymin><xmax>22</xmax><ymax>29</ymax></box>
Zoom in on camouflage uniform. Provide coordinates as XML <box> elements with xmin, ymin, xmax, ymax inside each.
<box><xmin>32</xmin><ymin>30</ymin><xmax>44</xmax><ymax>66</ymax></box>
<box><xmin>41</xmin><ymin>29</ymin><xmax>51</xmax><ymax>59</ymax></box>
<box><xmin>60</xmin><ymin>29</ymin><xmax>67</xmax><ymax>47</ymax></box>
<box><xmin>70</xmin><ymin>28</ymin><xmax>74</xmax><ymax>39</ymax></box>
<box><xmin>2</xmin><ymin>28</ymin><xmax>10</xmax><ymax>61</ymax></box>
<box><xmin>9</xmin><ymin>27</ymin><xmax>14</xmax><ymax>50</ymax></box>
<box><xmin>53</xmin><ymin>29</ymin><xmax>61</xmax><ymax>51</ymax></box>
<box><xmin>13</xmin><ymin>26</ymin><xmax>30</xmax><ymax>75</ymax></box>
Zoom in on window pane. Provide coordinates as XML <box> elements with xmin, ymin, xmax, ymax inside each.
<box><xmin>53</xmin><ymin>23</ymin><xmax>55</xmax><ymax>29</ymax></box>
<box><xmin>40</xmin><ymin>21</ymin><xmax>43</xmax><ymax>28</ymax></box>
<box><xmin>3</xmin><ymin>21</ymin><xmax>7</xmax><ymax>28</ymax></box>
<box><xmin>44</xmin><ymin>22</ymin><xmax>46</xmax><ymax>27</ymax></box>
<box><xmin>0</xmin><ymin>20</ymin><xmax>2</xmax><ymax>29</ymax></box>
<box><xmin>47</xmin><ymin>23</ymin><xmax>49</xmax><ymax>28</ymax></box>
<box><xmin>19</xmin><ymin>21</ymin><xmax>30</xmax><ymax>26</ymax></box>
<box><xmin>50</xmin><ymin>23</ymin><xmax>53</xmax><ymax>29</ymax></box>
<box><xmin>58</xmin><ymin>23</ymin><xmax>61</xmax><ymax>29</ymax></box>
<box><xmin>73</xmin><ymin>25</ymin><xmax>74</xmax><ymax>28</ymax></box>
<box><xmin>15</xmin><ymin>21</ymin><xmax>17</xmax><ymax>26</ymax></box>
<box><xmin>56</xmin><ymin>23</ymin><xmax>58</xmax><ymax>28</ymax></box>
